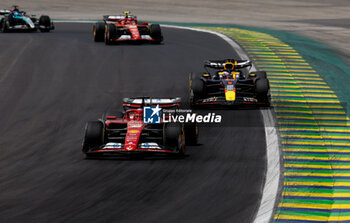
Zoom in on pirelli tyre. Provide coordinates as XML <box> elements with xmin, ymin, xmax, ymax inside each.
<box><xmin>164</xmin><ymin>123</ymin><xmax>185</xmax><ymax>155</ymax></box>
<box><xmin>105</xmin><ymin>24</ymin><xmax>116</xmax><ymax>45</ymax></box>
<box><xmin>93</xmin><ymin>22</ymin><xmax>105</xmax><ymax>42</ymax></box>
<box><xmin>82</xmin><ymin>121</ymin><xmax>105</xmax><ymax>155</ymax></box>
<box><xmin>39</xmin><ymin>15</ymin><xmax>51</xmax><ymax>32</ymax></box>
<box><xmin>1</xmin><ymin>17</ymin><xmax>9</xmax><ymax>32</ymax></box>
<box><xmin>189</xmin><ymin>72</ymin><xmax>205</xmax><ymax>106</ymax></box>
<box><xmin>255</xmin><ymin>78</ymin><xmax>270</xmax><ymax>105</ymax></box>
<box><xmin>149</xmin><ymin>24</ymin><xmax>162</xmax><ymax>44</ymax></box>
<box><xmin>184</xmin><ymin>122</ymin><xmax>198</xmax><ymax>145</ymax></box>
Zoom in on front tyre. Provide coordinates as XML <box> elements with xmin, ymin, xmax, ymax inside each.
<box><xmin>1</xmin><ymin>17</ymin><xmax>9</xmax><ymax>32</ymax></box>
<box><xmin>149</xmin><ymin>24</ymin><xmax>163</xmax><ymax>44</ymax></box>
<box><xmin>93</xmin><ymin>22</ymin><xmax>105</xmax><ymax>42</ymax></box>
<box><xmin>164</xmin><ymin>123</ymin><xmax>185</xmax><ymax>155</ymax></box>
<box><xmin>255</xmin><ymin>78</ymin><xmax>270</xmax><ymax>106</ymax></box>
<box><xmin>189</xmin><ymin>72</ymin><xmax>206</xmax><ymax>107</ymax></box>
<box><xmin>105</xmin><ymin>24</ymin><xmax>116</xmax><ymax>45</ymax></box>
<box><xmin>39</xmin><ymin>15</ymin><xmax>51</xmax><ymax>32</ymax></box>
<box><xmin>82</xmin><ymin>121</ymin><xmax>105</xmax><ymax>154</ymax></box>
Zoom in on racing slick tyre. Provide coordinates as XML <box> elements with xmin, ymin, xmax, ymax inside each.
<box><xmin>191</xmin><ymin>79</ymin><xmax>205</xmax><ymax>101</ymax></box>
<box><xmin>184</xmin><ymin>122</ymin><xmax>198</xmax><ymax>145</ymax></box>
<box><xmin>256</xmin><ymin>78</ymin><xmax>269</xmax><ymax>94</ymax></box>
<box><xmin>82</xmin><ymin>121</ymin><xmax>105</xmax><ymax>155</ymax></box>
<box><xmin>93</xmin><ymin>22</ymin><xmax>105</xmax><ymax>42</ymax></box>
<box><xmin>189</xmin><ymin>72</ymin><xmax>205</xmax><ymax>107</ymax></box>
<box><xmin>255</xmin><ymin>78</ymin><xmax>270</xmax><ymax>105</ymax></box>
<box><xmin>39</xmin><ymin>15</ymin><xmax>51</xmax><ymax>32</ymax></box>
<box><xmin>149</xmin><ymin>24</ymin><xmax>162</xmax><ymax>44</ymax></box>
<box><xmin>164</xmin><ymin>123</ymin><xmax>185</xmax><ymax>155</ymax></box>
<box><xmin>250</xmin><ymin>71</ymin><xmax>267</xmax><ymax>79</ymax></box>
<box><xmin>105</xmin><ymin>24</ymin><xmax>116</xmax><ymax>45</ymax></box>
<box><xmin>1</xmin><ymin>17</ymin><xmax>9</xmax><ymax>32</ymax></box>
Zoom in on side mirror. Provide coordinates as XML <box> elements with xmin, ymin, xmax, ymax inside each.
<box><xmin>202</xmin><ymin>73</ymin><xmax>211</xmax><ymax>78</ymax></box>
<box><xmin>249</xmin><ymin>73</ymin><xmax>256</xmax><ymax>77</ymax></box>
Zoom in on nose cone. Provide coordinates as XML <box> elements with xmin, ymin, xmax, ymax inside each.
<box><xmin>124</xmin><ymin>121</ymin><xmax>143</xmax><ymax>150</ymax></box>
<box><xmin>225</xmin><ymin>89</ymin><xmax>236</xmax><ymax>101</ymax></box>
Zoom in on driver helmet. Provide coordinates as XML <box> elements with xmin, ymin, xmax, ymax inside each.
<box><xmin>222</xmin><ymin>71</ymin><xmax>233</xmax><ymax>79</ymax></box>
<box><xmin>12</xmin><ymin>6</ymin><xmax>19</xmax><ymax>12</ymax></box>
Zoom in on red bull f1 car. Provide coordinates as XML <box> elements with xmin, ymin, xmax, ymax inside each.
<box><xmin>93</xmin><ymin>11</ymin><xmax>163</xmax><ymax>45</ymax></box>
<box><xmin>0</xmin><ymin>6</ymin><xmax>54</xmax><ymax>32</ymax></box>
<box><xmin>189</xmin><ymin>59</ymin><xmax>270</xmax><ymax>107</ymax></box>
<box><xmin>82</xmin><ymin>97</ymin><xmax>198</xmax><ymax>158</ymax></box>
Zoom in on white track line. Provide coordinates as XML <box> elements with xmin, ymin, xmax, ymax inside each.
<box><xmin>162</xmin><ymin>25</ymin><xmax>281</xmax><ymax>223</ymax></box>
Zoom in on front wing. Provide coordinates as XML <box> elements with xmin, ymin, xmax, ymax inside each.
<box><xmin>193</xmin><ymin>96</ymin><xmax>269</xmax><ymax>107</ymax></box>
<box><xmin>111</xmin><ymin>35</ymin><xmax>159</xmax><ymax>42</ymax></box>
<box><xmin>86</xmin><ymin>142</ymin><xmax>179</xmax><ymax>156</ymax></box>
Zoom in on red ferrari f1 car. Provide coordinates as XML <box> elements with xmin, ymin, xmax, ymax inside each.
<box><xmin>82</xmin><ymin>97</ymin><xmax>198</xmax><ymax>158</ymax></box>
<box><xmin>93</xmin><ymin>11</ymin><xmax>163</xmax><ymax>45</ymax></box>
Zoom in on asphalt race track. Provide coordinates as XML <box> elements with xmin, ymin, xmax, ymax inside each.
<box><xmin>0</xmin><ymin>23</ymin><xmax>266</xmax><ymax>223</ymax></box>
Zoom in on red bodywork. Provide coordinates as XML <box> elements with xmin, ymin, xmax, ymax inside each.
<box><xmin>103</xmin><ymin>15</ymin><xmax>158</xmax><ymax>42</ymax></box>
<box><xmin>90</xmin><ymin>102</ymin><xmax>180</xmax><ymax>155</ymax></box>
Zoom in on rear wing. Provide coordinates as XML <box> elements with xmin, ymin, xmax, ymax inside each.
<box><xmin>103</xmin><ymin>15</ymin><xmax>137</xmax><ymax>21</ymax></box>
<box><xmin>123</xmin><ymin>97</ymin><xmax>181</xmax><ymax>109</ymax></box>
<box><xmin>0</xmin><ymin>10</ymin><xmax>10</xmax><ymax>15</ymax></box>
<box><xmin>204</xmin><ymin>59</ymin><xmax>252</xmax><ymax>70</ymax></box>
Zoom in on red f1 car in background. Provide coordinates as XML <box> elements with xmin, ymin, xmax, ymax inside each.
<box><xmin>82</xmin><ymin>97</ymin><xmax>198</xmax><ymax>158</ymax></box>
<box><xmin>93</xmin><ymin>11</ymin><xmax>163</xmax><ymax>45</ymax></box>
<box><xmin>189</xmin><ymin>59</ymin><xmax>270</xmax><ymax>107</ymax></box>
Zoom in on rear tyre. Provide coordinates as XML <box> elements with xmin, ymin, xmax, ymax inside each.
<box><xmin>149</xmin><ymin>24</ymin><xmax>162</xmax><ymax>43</ymax></box>
<box><xmin>93</xmin><ymin>22</ymin><xmax>105</xmax><ymax>42</ymax></box>
<box><xmin>82</xmin><ymin>121</ymin><xmax>104</xmax><ymax>154</ymax></box>
<box><xmin>184</xmin><ymin>123</ymin><xmax>198</xmax><ymax>145</ymax></box>
<box><xmin>39</xmin><ymin>15</ymin><xmax>51</xmax><ymax>32</ymax></box>
<box><xmin>164</xmin><ymin>123</ymin><xmax>185</xmax><ymax>155</ymax></box>
<box><xmin>255</xmin><ymin>78</ymin><xmax>270</xmax><ymax>105</ymax></box>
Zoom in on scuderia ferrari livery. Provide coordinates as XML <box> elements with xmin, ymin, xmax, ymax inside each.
<box><xmin>93</xmin><ymin>11</ymin><xmax>163</xmax><ymax>45</ymax></box>
<box><xmin>82</xmin><ymin>97</ymin><xmax>199</xmax><ymax>158</ymax></box>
